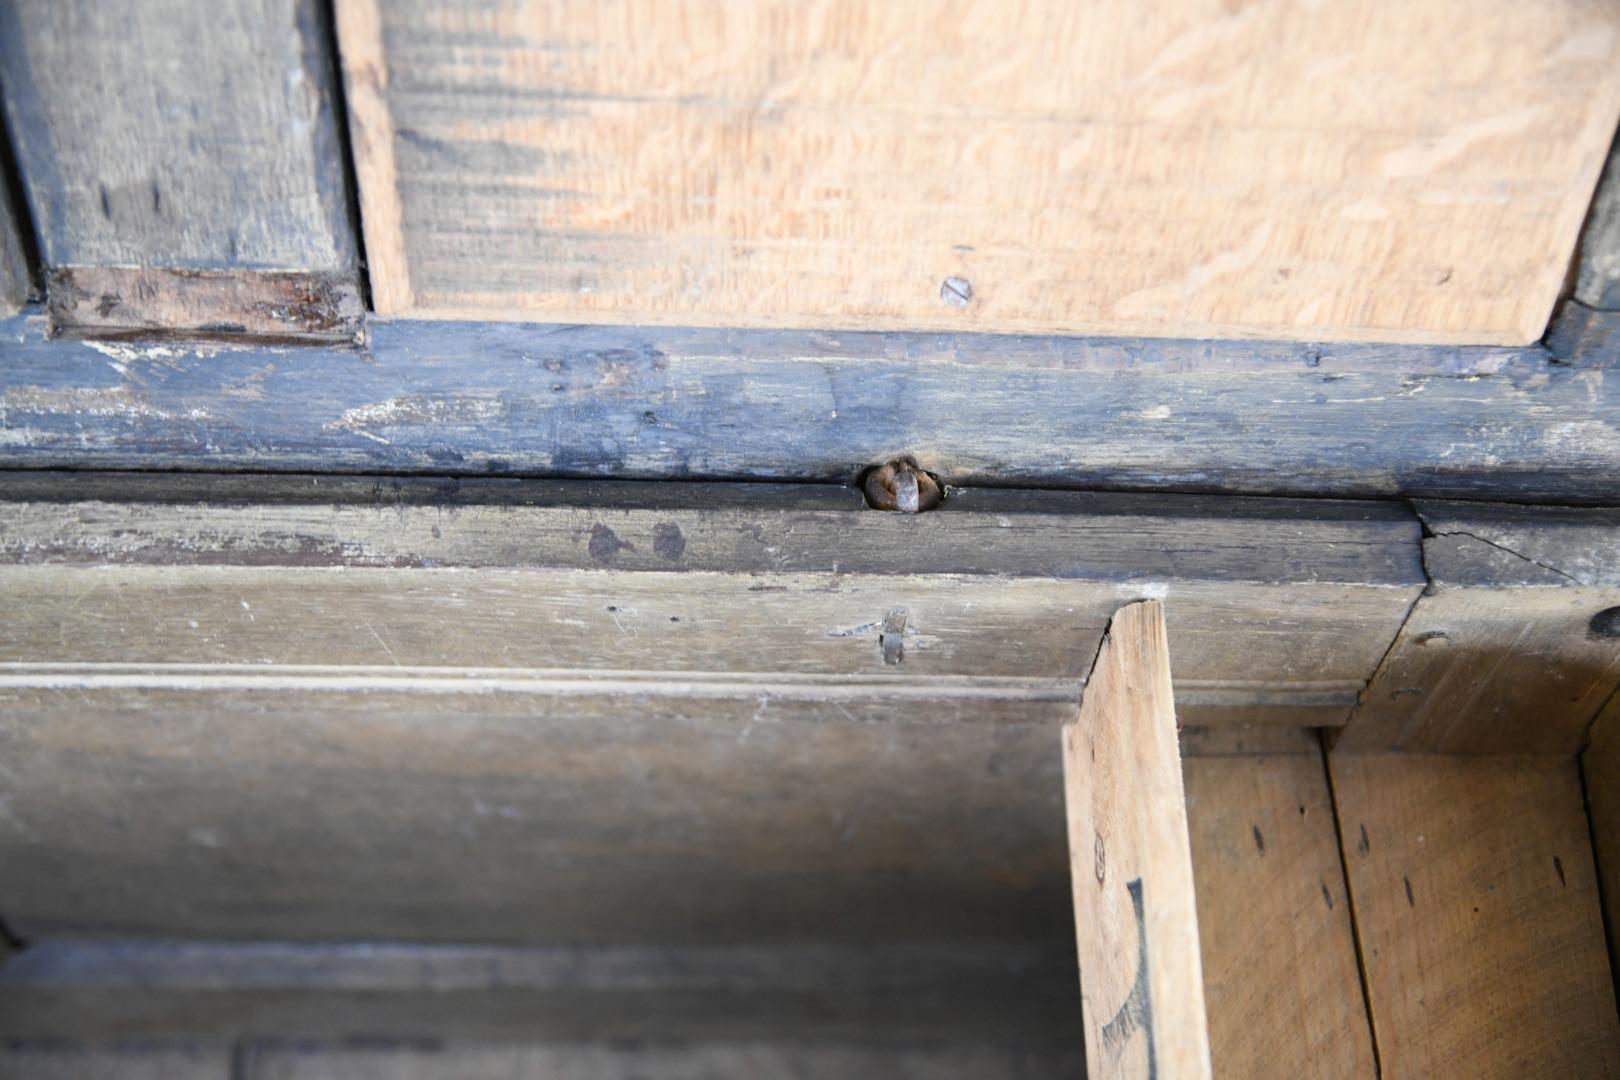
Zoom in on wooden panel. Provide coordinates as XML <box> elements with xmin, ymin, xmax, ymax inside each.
<box><xmin>1184</xmin><ymin>748</ymin><xmax>1375</xmax><ymax>1078</ymax></box>
<box><xmin>0</xmin><ymin>688</ymin><xmax>1073</xmax><ymax>944</ymax></box>
<box><xmin>1331</xmin><ymin>754</ymin><xmax>1620</xmax><ymax>1078</ymax></box>
<box><xmin>340</xmin><ymin>0</ymin><xmax>1620</xmax><ymax>344</ymax></box>
<box><xmin>0</xmin><ymin>941</ymin><xmax>1082</xmax><ymax>1047</ymax></box>
<box><xmin>238</xmin><ymin>1043</ymin><xmax>1084</xmax><ymax>1080</ymax></box>
<box><xmin>1065</xmin><ymin>601</ymin><xmax>1211</xmax><ymax>1079</ymax></box>
<box><xmin>7</xmin><ymin>315</ymin><xmax>1620</xmax><ymax>504</ymax></box>
<box><xmin>1337</xmin><ymin>502</ymin><xmax>1620</xmax><ymax>753</ymax></box>
<box><xmin>1582</xmin><ymin>692</ymin><xmax>1620</xmax><ymax>988</ymax></box>
<box><xmin>0</xmin><ymin>476</ymin><xmax>1425</xmax><ymax>727</ymax></box>
<box><xmin>0</xmin><ymin>1045</ymin><xmax>230</xmax><ymax>1080</ymax></box>
<box><xmin>0</xmin><ymin>0</ymin><xmax>360</xmax><ymax>340</ymax></box>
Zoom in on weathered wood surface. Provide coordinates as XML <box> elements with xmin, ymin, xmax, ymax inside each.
<box><xmin>0</xmin><ymin>1041</ymin><xmax>1084</xmax><ymax>1080</ymax></box>
<box><xmin>1577</xmin><ymin>128</ymin><xmax>1620</xmax><ymax>311</ymax></box>
<box><xmin>1065</xmin><ymin>601</ymin><xmax>1212</xmax><ymax>1079</ymax></box>
<box><xmin>0</xmin><ymin>941</ymin><xmax>1082</xmax><ymax>1047</ymax></box>
<box><xmin>0</xmin><ymin>0</ymin><xmax>360</xmax><ymax>340</ymax></box>
<box><xmin>237</xmin><ymin>1043</ymin><xmax>1083</xmax><ymax>1080</ymax></box>
<box><xmin>0</xmin><ymin>687</ymin><xmax>1075</xmax><ymax>944</ymax></box>
<box><xmin>1582</xmin><ymin>693</ymin><xmax>1620</xmax><ymax>992</ymax></box>
<box><xmin>1337</xmin><ymin>501</ymin><xmax>1620</xmax><ymax>753</ymax></box>
<box><xmin>1184</xmin><ymin>746</ymin><xmax>1376</xmax><ymax>1078</ymax></box>
<box><xmin>0</xmin><ymin>475</ymin><xmax>1424</xmax><ymax>726</ymax></box>
<box><xmin>1331</xmin><ymin>754</ymin><xmax>1620</xmax><ymax>1079</ymax></box>
<box><xmin>0</xmin><ymin>162</ymin><xmax>31</xmax><ymax>316</ymax></box>
<box><xmin>339</xmin><ymin>0</ymin><xmax>1620</xmax><ymax>345</ymax></box>
<box><xmin>0</xmin><ymin>1044</ymin><xmax>230</xmax><ymax>1080</ymax></box>
<box><xmin>3</xmin><ymin>314</ymin><xmax>1619</xmax><ymax>502</ymax></box>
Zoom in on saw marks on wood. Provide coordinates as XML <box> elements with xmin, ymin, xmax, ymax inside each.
<box><xmin>339</xmin><ymin>0</ymin><xmax>1620</xmax><ymax>343</ymax></box>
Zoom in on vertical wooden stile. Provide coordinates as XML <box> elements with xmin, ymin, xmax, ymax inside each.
<box><xmin>1064</xmin><ymin>600</ymin><xmax>1212</xmax><ymax>1079</ymax></box>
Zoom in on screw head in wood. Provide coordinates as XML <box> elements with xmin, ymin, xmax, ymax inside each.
<box><xmin>940</xmin><ymin>276</ymin><xmax>972</xmax><ymax>306</ymax></box>
<box><xmin>861</xmin><ymin>459</ymin><xmax>943</xmax><ymax>513</ymax></box>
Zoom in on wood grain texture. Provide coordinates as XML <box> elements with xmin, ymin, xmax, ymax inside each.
<box><xmin>0</xmin><ymin>166</ymin><xmax>31</xmax><ymax>316</ymax></box>
<box><xmin>0</xmin><ymin>1045</ymin><xmax>230</xmax><ymax>1080</ymax></box>
<box><xmin>1337</xmin><ymin>501</ymin><xmax>1620</xmax><ymax>753</ymax></box>
<box><xmin>1065</xmin><ymin>601</ymin><xmax>1212</xmax><ymax>1079</ymax></box>
<box><xmin>0</xmin><ymin>686</ymin><xmax>1073</xmax><ymax>944</ymax></box>
<box><xmin>340</xmin><ymin>0</ymin><xmax>1620</xmax><ymax>344</ymax></box>
<box><xmin>1582</xmin><ymin>692</ymin><xmax>1620</xmax><ymax>991</ymax></box>
<box><xmin>45</xmin><ymin>268</ymin><xmax>363</xmax><ymax>345</ymax></box>
<box><xmin>1577</xmin><ymin>127</ymin><xmax>1620</xmax><ymax>310</ymax></box>
<box><xmin>237</xmin><ymin>1043</ymin><xmax>1084</xmax><ymax>1080</ymax></box>
<box><xmin>0</xmin><ymin>941</ymin><xmax>1083</xmax><ymax>1047</ymax></box>
<box><xmin>1331</xmin><ymin>754</ymin><xmax>1620</xmax><ymax>1079</ymax></box>
<box><xmin>1184</xmin><ymin>749</ymin><xmax>1376</xmax><ymax>1079</ymax></box>
<box><xmin>0</xmin><ymin>0</ymin><xmax>359</xmax><ymax>337</ymax></box>
<box><xmin>0</xmin><ymin>475</ymin><xmax>1426</xmax><ymax>726</ymax></box>
<box><xmin>4</xmin><ymin>314</ymin><xmax>1620</xmax><ymax>504</ymax></box>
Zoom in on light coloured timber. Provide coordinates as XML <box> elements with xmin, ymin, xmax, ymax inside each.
<box><xmin>1184</xmin><ymin>746</ymin><xmax>1376</xmax><ymax>1078</ymax></box>
<box><xmin>1065</xmin><ymin>601</ymin><xmax>1212</xmax><ymax>1079</ymax></box>
<box><xmin>1331</xmin><ymin>754</ymin><xmax>1620</xmax><ymax>1078</ymax></box>
<box><xmin>339</xmin><ymin>0</ymin><xmax>1620</xmax><ymax>344</ymax></box>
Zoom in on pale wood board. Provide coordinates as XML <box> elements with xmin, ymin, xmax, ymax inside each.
<box><xmin>1183</xmin><ymin>747</ymin><xmax>1376</xmax><ymax>1078</ymax></box>
<box><xmin>1337</xmin><ymin>501</ymin><xmax>1620</xmax><ymax>753</ymax></box>
<box><xmin>1331</xmin><ymin>754</ymin><xmax>1620</xmax><ymax>1078</ymax></box>
<box><xmin>0</xmin><ymin>0</ymin><xmax>360</xmax><ymax>338</ymax></box>
<box><xmin>1065</xmin><ymin>601</ymin><xmax>1211</xmax><ymax>1079</ymax></box>
<box><xmin>339</xmin><ymin>0</ymin><xmax>1620</xmax><ymax>343</ymax></box>
<box><xmin>1581</xmin><ymin>691</ymin><xmax>1620</xmax><ymax>989</ymax></box>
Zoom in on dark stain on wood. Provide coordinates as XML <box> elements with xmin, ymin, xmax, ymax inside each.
<box><xmin>1100</xmin><ymin>877</ymin><xmax>1156</xmax><ymax>1079</ymax></box>
<box><xmin>652</xmin><ymin>522</ymin><xmax>685</xmax><ymax>561</ymax></box>
<box><xmin>1252</xmin><ymin>825</ymin><xmax>1266</xmax><ymax>854</ymax></box>
<box><xmin>1404</xmin><ymin>876</ymin><xmax>1415</xmax><ymax>907</ymax></box>
<box><xmin>46</xmin><ymin>268</ymin><xmax>363</xmax><ymax>344</ymax></box>
<box><xmin>587</xmin><ymin>523</ymin><xmax>631</xmax><ymax>561</ymax></box>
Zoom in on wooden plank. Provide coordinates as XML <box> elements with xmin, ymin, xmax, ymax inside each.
<box><xmin>0</xmin><ymin>1045</ymin><xmax>230</xmax><ymax>1080</ymax></box>
<box><xmin>0</xmin><ymin>688</ymin><xmax>1073</xmax><ymax>944</ymax></box>
<box><xmin>1064</xmin><ymin>601</ymin><xmax>1211</xmax><ymax>1079</ymax></box>
<box><xmin>4</xmin><ymin>316</ymin><xmax>1620</xmax><ymax>504</ymax></box>
<box><xmin>1330</xmin><ymin>754</ymin><xmax>1620</xmax><ymax>1078</ymax></box>
<box><xmin>0</xmin><ymin>475</ymin><xmax>1425</xmax><ymax>728</ymax></box>
<box><xmin>1183</xmin><ymin>747</ymin><xmax>1376</xmax><ymax>1078</ymax></box>
<box><xmin>236</xmin><ymin>1043</ymin><xmax>1085</xmax><ymax>1080</ymax></box>
<box><xmin>1337</xmin><ymin>502</ymin><xmax>1620</xmax><ymax>753</ymax></box>
<box><xmin>1581</xmin><ymin>691</ymin><xmax>1620</xmax><ymax>989</ymax></box>
<box><xmin>0</xmin><ymin>941</ymin><xmax>1082</xmax><ymax>1048</ymax></box>
<box><xmin>0</xmin><ymin>0</ymin><xmax>360</xmax><ymax>340</ymax></box>
<box><xmin>339</xmin><ymin>0</ymin><xmax>1620</xmax><ymax>344</ymax></box>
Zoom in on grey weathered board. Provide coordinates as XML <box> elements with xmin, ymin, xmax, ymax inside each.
<box><xmin>1577</xmin><ymin>127</ymin><xmax>1620</xmax><ymax>311</ymax></box>
<box><xmin>0</xmin><ymin>476</ymin><xmax>1419</xmax><ymax>943</ymax></box>
<box><xmin>0</xmin><ymin>165</ymin><xmax>31</xmax><ymax>316</ymax></box>
<box><xmin>1</xmin><ymin>312</ymin><xmax>1618</xmax><ymax>502</ymax></box>
<box><xmin>0</xmin><ymin>0</ymin><xmax>360</xmax><ymax>341</ymax></box>
<box><xmin>1336</xmin><ymin>501</ymin><xmax>1620</xmax><ymax>754</ymax></box>
<box><xmin>0</xmin><ymin>940</ymin><xmax>1082</xmax><ymax>1047</ymax></box>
